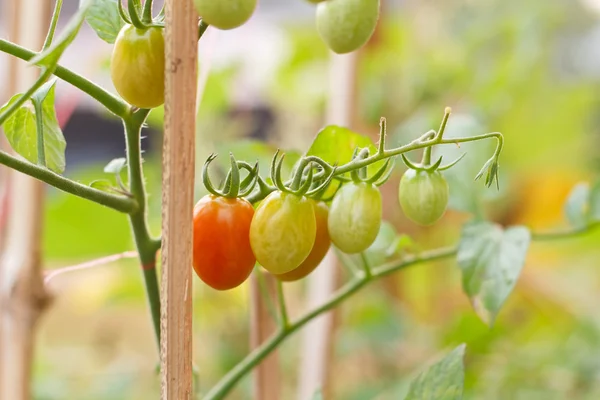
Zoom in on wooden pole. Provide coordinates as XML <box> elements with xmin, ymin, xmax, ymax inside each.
<box><xmin>250</xmin><ymin>273</ymin><xmax>281</xmax><ymax>400</ymax></box>
<box><xmin>297</xmin><ymin>51</ymin><xmax>359</xmax><ymax>400</ymax></box>
<box><xmin>160</xmin><ymin>0</ymin><xmax>198</xmax><ymax>398</ymax></box>
<box><xmin>0</xmin><ymin>1</ymin><xmax>52</xmax><ymax>399</ymax></box>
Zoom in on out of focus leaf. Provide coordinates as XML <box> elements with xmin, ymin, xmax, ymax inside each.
<box><xmin>0</xmin><ymin>79</ymin><xmax>66</xmax><ymax>173</ymax></box>
<box><xmin>30</xmin><ymin>0</ymin><xmax>92</xmax><ymax>68</ymax></box>
<box><xmin>103</xmin><ymin>157</ymin><xmax>127</xmax><ymax>174</ymax></box>
<box><xmin>404</xmin><ymin>344</ymin><xmax>466</xmax><ymax>400</ymax></box>
<box><xmin>86</xmin><ymin>0</ymin><xmax>124</xmax><ymax>44</ymax></box>
<box><xmin>564</xmin><ymin>183</ymin><xmax>590</xmax><ymax>228</ymax></box>
<box><xmin>457</xmin><ymin>221</ymin><xmax>530</xmax><ymax>326</ymax></box>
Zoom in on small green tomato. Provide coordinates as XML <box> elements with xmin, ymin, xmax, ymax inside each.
<box><xmin>399</xmin><ymin>169</ymin><xmax>449</xmax><ymax>226</ymax></box>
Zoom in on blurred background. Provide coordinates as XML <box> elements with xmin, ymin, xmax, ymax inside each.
<box><xmin>3</xmin><ymin>0</ymin><xmax>600</xmax><ymax>398</ymax></box>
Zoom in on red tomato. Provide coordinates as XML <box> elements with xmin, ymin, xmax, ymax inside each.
<box><xmin>274</xmin><ymin>200</ymin><xmax>331</xmax><ymax>282</ymax></box>
<box><xmin>193</xmin><ymin>195</ymin><xmax>255</xmax><ymax>290</ymax></box>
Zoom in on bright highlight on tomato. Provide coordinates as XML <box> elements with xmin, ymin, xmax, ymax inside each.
<box><xmin>275</xmin><ymin>200</ymin><xmax>331</xmax><ymax>282</ymax></box>
<box><xmin>328</xmin><ymin>182</ymin><xmax>382</xmax><ymax>254</ymax></box>
<box><xmin>399</xmin><ymin>169</ymin><xmax>449</xmax><ymax>226</ymax></box>
<box><xmin>192</xmin><ymin>195</ymin><xmax>255</xmax><ymax>290</ymax></box>
<box><xmin>110</xmin><ymin>25</ymin><xmax>165</xmax><ymax>109</ymax></box>
<box><xmin>194</xmin><ymin>0</ymin><xmax>257</xmax><ymax>30</ymax></box>
<box><xmin>316</xmin><ymin>0</ymin><xmax>380</xmax><ymax>54</ymax></box>
<box><xmin>250</xmin><ymin>191</ymin><xmax>316</xmax><ymax>275</ymax></box>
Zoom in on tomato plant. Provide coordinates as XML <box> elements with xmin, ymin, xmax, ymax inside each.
<box><xmin>194</xmin><ymin>0</ymin><xmax>257</xmax><ymax>30</ymax></box>
<box><xmin>192</xmin><ymin>195</ymin><xmax>255</xmax><ymax>290</ymax></box>
<box><xmin>328</xmin><ymin>182</ymin><xmax>382</xmax><ymax>254</ymax></box>
<box><xmin>5</xmin><ymin>1</ymin><xmax>599</xmax><ymax>399</ymax></box>
<box><xmin>274</xmin><ymin>200</ymin><xmax>330</xmax><ymax>282</ymax></box>
<box><xmin>316</xmin><ymin>0</ymin><xmax>380</xmax><ymax>54</ymax></box>
<box><xmin>249</xmin><ymin>190</ymin><xmax>317</xmax><ymax>274</ymax></box>
<box><xmin>110</xmin><ymin>24</ymin><xmax>165</xmax><ymax>109</ymax></box>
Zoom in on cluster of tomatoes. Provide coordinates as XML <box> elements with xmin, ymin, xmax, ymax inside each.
<box><xmin>192</xmin><ymin>152</ymin><xmax>451</xmax><ymax>291</ymax></box>
<box><xmin>109</xmin><ymin>0</ymin><xmax>381</xmax><ymax>110</ymax></box>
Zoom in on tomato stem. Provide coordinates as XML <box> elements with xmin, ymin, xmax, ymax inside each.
<box><xmin>276</xmin><ymin>280</ymin><xmax>289</xmax><ymax>328</ymax></box>
<box><xmin>142</xmin><ymin>0</ymin><xmax>154</xmax><ymax>23</ymax></box>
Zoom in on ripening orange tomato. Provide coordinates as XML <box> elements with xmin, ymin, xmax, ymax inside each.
<box><xmin>193</xmin><ymin>195</ymin><xmax>255</xmax><ymax>290</ymax></box>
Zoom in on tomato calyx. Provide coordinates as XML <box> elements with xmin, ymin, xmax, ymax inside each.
<box><xmin>270</xmin><ymin>151</ymin><xmax>337</xmax><ymax>199</ymax></box>
<box><xmin>202</xmin><ymin>153</ymin><xmax>260</xmax><ymax>199</ymax></box>
<box><xmin>120</xmin><ymin>0</ymin><xmax>164</xmax><ymax>30</ymax></box>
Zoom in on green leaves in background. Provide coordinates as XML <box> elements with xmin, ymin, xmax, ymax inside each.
<box><xmin>86</xmin><ymin>0</ymin><xmax>125</xmax><ymax>44</ymax></box>
<box><xmin>31</xmin><ymin>0</ymin><xmax>92</xmax><ymax>69</ymax></box>
<box><xmin>0</xmin><ymin>79</ymin><xmax>66</xmax><ymax>173</ymax></box>
<box><xmin>457</xmin><ymin>221</ymin><xmax>530</xmax><ymax>326</ymax></box>
<box><xmin>404</xmin><ymin>344</ymin><xmax>466</xmax><ymax>400</ymax></box>
<box><xmin>564</xmin><ymin>181</ymin><xmax>600</xmax><ymax>228</ymax></box>
<box><xmin>363</xmin><ymin>222</ymin><xmax>414</xmax><ymax>267</ymax></box>
<box><xmin>307</xmin><ymin>125</ymin><xmax>382</xmax><ymax>173</ymax></box>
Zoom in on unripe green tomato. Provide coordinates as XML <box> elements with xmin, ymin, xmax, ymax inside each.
<box><xmin>316</xmin><ymin>0</ymin><xmax>380</xmax><ymax>54</ymax></box>
<box><xmin>110</xmin><ymin>25</ymin><xmax>165</xmax><ymax>109</ymax></box>
<box><xmin>328</xmin><ymin>182</ymin><xmax>382</xmax><ymax>254</ymax></box>
<box><xmin>274</xmin><ymin>200</ymin><xmax>331</xmax><ymax>282</ymax></box>
<box><xmin>194</xmin><ymin>0</ymin><xmax>257</xmax><ymax>30</ymax></box>
<box><xmin>250</xmin><ymin>191</ymin><xmax>317</xmax><ymax>274</ymax></box>
<box><xmin>399</xmin><ymin>169</ymin><xmax>449</xmax><ymax>226</ymax></box>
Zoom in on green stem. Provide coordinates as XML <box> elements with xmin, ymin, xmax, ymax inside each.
<box><xmin>0</xmin><ymin>148</ymin><xmax>137</xmax><ymax>212</ymax></box>
<box><xmin>0</xmin><ymin>68</ymin><xmax>52</xmax><ymax>126</ymax></box>
<box><xmin>42</xmin><ymin>0</ymin><xmax>63</xmax><ymax>50</ymax></box>
<box><xmin>531</xmin><ymin>221</ymin><xmax>600</xmax><ymax>241</ymax></box>
<box><xmin>0</xmin><ymin>38</ymin><xmax>130</xmax><ymax>118</ymax></box>
<box><xmin>142</xmin><ymin>0</ymin><xmax>154</xmax><ymax>23</ymax></box>
<box><xmin>124</xmin><ymin>111</ymin><xmax>162</xmax><ymax>350</ymax></box>
<box><xmin>33</xmin><ymin>100</ymin><xmax>46</xmax><ymax>167</ymax></box>
<box><xmin>359</xmin><ymin>252</ymin><xmax>372</xmax><ymax>279</ymax></box>
<box><xmin>276</xmin><ymin>280</ymin><xmax>288</xmax><ymax>328</ymax></box>
<box><xmin>203</xmin><ymin>246</ymin><xmax>456</xmax><ymax>400</ymax></box>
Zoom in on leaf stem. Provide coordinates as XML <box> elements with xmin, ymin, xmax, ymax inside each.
<box><xmin>276</xmin><ymin>280</ymin><xmax>288</xmax><ymax>328</ymax></box>
<box><xmin>42</xmin><ymin>0</ymin><xmax>63</xmax><ymax>50</ymax></box>
<box><xmin>0</xmin><ymin>68</ymin><xmax>53</xmax><ymax>126</ymax></box>
<box><xmin>33</xmin><ymin>100</ymin><xmax>47</xmax><ymax>167</ymax></box>
<box><xmin>0</xmin><ymin>148</ymin><xmax>137</xmax><ymax>212</ymax></box>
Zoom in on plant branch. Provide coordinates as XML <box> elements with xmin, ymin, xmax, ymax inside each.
<box><xmin>0</xmin><ymin>38</ymin><xmax>130</xmax><ymax>118</ymax></box>
<box><xmin>276</xmin><ymin>280</ymin><xmax>288</xmax><ymax>328</ymax></box>
<box><xmin>124</xmin><ymin>111</ymin><xmax>162</xmax><ymax>350</ymax></box>
<box><xmin>42</xmin><ymin>0</ymin><xmax>63</xmax><ymax>50</ymax></box>
<box><xmin>0</xmin><ymin>148</ymin><xmax>137</xmax><ymax>212</ymax></box>
<box><xmin>0</xmin><ymin>68</ymin><xmax>53</xmax><ymax>126</ymax></box>
<box><xmin>204</xmin><ymin>213</ymin><xmax>596</xmax><ymax>400</ymax></box>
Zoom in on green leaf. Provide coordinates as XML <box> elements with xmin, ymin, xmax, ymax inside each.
<box><xmin>404</xmin><ymin>344</ymin><xmax>466</xmax><ymax>400</ymax></box>
<box><xmin>589</xmin><ymin>180</ymin><xmax>600</xmax><ymax>221</ymax></box>
<box><xmin>307</xmin><ymin>125</ymin><xmax>383</xmax><ymax>174</ymax></box>
<box><xmin>457</xmin><ymin>221</ymin><xmax>530</xmax><ymax>325</ymax></box>
<box><xmin>104</xmin><ymin>157</ymin><xmax>127</xmax><ymax>174</ymax></box>
<box><xmin>30</xmin><ymin>0</ymin><xmax>92</xmax><ymax>69</ymax></box>
<box><xmin>564</xmin><ymin>183</ymin><xmax>590</xmax><ymax>228</ymax></box>
<box><xmin>86</xmin><ymin>0</ymin><xmax>125</xmax><ymax>44</ymax></box>
<box><xmin>0</xmin><ymin>80</ymin><xmax>66</xmax><ymax>173</ymax></box>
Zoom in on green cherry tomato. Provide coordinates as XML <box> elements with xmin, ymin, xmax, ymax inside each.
<box><xmin>250</xmin><ymin>191</ymin><xmax>317</xmax><ymax>274</ymax></box>
<box><xmin>274</xmin><ymin>200</ymin><xmax>331</xmax><ymax>282</ymax></box>
<box><xmin>193</xmin><ymin>195</ymin><xmax>255</xmax><ymax>290</ymax></box>
<box><xmin>399</xmin><ymin>169</ymin><xmax>449</xmax><ymax>226</ymax></box>
<box><xmin>194</xmin><ymin>0</ymin><xmax>257</xmax><ymax>30</ymax></box>
<box><xmin>111</xmin><ymin>25</ymin><xmax>165</xmax><ymax>109</ymax></box>
<box><xmin>316</xmin><ymin>0</ymin><xmax>380</xmax><ymax>54</ymax></box>
<box><xmin>328</xmin><ymin>182</ymin><xmax>382</xmax><ymax>254</ymax></box>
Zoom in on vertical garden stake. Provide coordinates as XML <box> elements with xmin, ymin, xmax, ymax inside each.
<box><xmin>160</xmin><ymin>0</ymin><xmax>198</xmax><ymax>399</ymax></box>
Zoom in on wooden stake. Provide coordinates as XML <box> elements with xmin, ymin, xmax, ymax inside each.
<box><xmin>160</xmin><ymin>0</ymin><xmax>198</xmax><ymax>399</ymax></box>
<box><xmin>0</xmin><ymin>1</ymin><xmax>52</xmax><ymax>399</ymax></box>
<box><xmin>250</xmin><ymin>273</ymin><xmax>280</xmax><ymax>400</ymax></box>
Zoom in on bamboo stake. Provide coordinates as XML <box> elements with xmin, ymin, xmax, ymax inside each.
<box><xmin>160</xmin><ymin>0</ymin><xmax>198</xmax><ymax>398</ymax></box>
<box><xmin>297</xmin><ymin>51</ymin><xmax>359</xmax><ymax>400</ymax></box>
<box><xmin>250</xmin><ymin>273</ymin><xmax>281</xmax><ymax>400</ymax></box>
<box><xmin>0</xmin><ymin>1</ymin><xmax>52</xmax><ymax>399</ymax></box>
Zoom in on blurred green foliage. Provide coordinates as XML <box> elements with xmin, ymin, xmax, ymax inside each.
<box><xmin>33</xmin><ymin>0</ymin><xmax>600</xmax><ymax>399</ymax></box>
